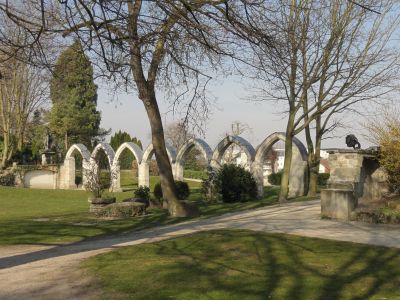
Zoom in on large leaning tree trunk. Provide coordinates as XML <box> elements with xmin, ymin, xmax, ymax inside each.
<box><xmin>126</xmin><ymin>1</ymin><xmax>196</xmax><ymax>216</ymax></box>
<box><xmin>145</xmin><ymin>95</ymin><xmax>184</xmax><ymax>215</ymax></box>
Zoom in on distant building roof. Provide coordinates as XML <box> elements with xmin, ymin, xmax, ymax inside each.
<box><xmin>320</xmin><ymin>159</ymin><xmax>330</xmax><ymax>173</ymax></box>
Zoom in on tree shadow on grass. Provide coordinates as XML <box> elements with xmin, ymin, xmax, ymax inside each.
<box><xmin>112</xmin><ymin>230</ymin><xmax>400</xmax><ymax>300</ymax></box>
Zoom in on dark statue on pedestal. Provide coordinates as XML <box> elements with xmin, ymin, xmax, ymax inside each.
<box><xmin>44</xmin><ymin>128</ymin><xmax>54</xmax><ymax>151</ymax></box>
<box><xmin>345</xmin><ymin>134</ymin><xmax>361</xmax><ymax>149</ymax></box>
<box><xmin>41</xmin><ymin>127</ymin><xmax>57</xmax><ymax>165</ymax></box>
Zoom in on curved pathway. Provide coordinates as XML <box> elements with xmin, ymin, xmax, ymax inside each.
<box><xmin>1</xmin><ymin>200</ymin><xmax>400</xmax><ymax>299</ymax></box>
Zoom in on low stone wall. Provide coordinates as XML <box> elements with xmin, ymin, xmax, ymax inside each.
<box><xmin>13</xmin><ymin>165</ymin><xmax>68</xmax><ymax>190</ymax></box>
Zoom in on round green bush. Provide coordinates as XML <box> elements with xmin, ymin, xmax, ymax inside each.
<box><xmin>134</xmin><ymin>186</ymin><xmax>150</xmax><ymax>201</ymax></box>
<box><xmin>214</xmin><ymin>164</ymin><xmax>258</xmax><ymax>203</ymax></box>
<box><xmin>175</xmin><ymin>181</ymin><xmax>190</xmax><ymax>200</ymax></box>
<box><xmin>75</xmin><ymin>175</ymin><xmax>82</xmax><ymax>187</ymax></box>
<box><xmin>0</xmin><ymin>171</ymin><xmax>15</xmax><ymax>186</ymax></box>
<box><xmin>317</xmin><ymin>173</ymin><xmax>330</xmax><ymax>186</ymax></box>
<box><xmin>153</xmin><ymin>181</ymin><xmax>191</xmax><ymax>201</ymax></box>
<box><xmin>267</xmin><ymin>172</ymin><xmax>282</xmax><ymax>185</ymax></box>
<box><xmin>99</xmin><ymin>172</ymin><xmax>111</xmax><ymax>190</ymax></box>
<box><xmin>153</xmin><ymin>182</ymin><xmax>163</xmax><ymax>201</ymax></box>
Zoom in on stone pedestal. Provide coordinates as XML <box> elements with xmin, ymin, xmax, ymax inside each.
<box><xmin>321</xmin><ymin>148</ymin><xmax>386</xmax><ymax>221</ymax></box>
<box><xmin>321</xmin><ymin>189</ymin><xmax>355</xmax><ymax>220</ymax></box>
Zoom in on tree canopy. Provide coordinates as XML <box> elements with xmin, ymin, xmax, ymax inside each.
<box><xmin>49</xmin><ymin>40</ymin><xmax>102</xmax><ymax>151</ymax></box>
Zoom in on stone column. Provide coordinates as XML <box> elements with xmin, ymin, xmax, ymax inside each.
<box><xmin>82</xmin><ymin>159</ymin><xmax>91</xmax><ymax>190</ymax></box>
<box><xmin>138</xmin><ymin>162</ymin><xmax>150</xmax><ymax>187</ymax></box>
<box><xmin>61</xmin><ymin>157</ymin><xmax>76</xmax><ymax>189</ymax></box>
<box><xmin>111</xmin><ymin>162</ymin><xmax>122</xmax><ymax>192</ymax></box>
<box><xmin>252</xmin><ymin>161</ymin><xmax>265</xmax><ymax>198</ymax></box>
<box><xmin>173</xmin><ymin>162</ymin><xmax>184</xmax><ymax>181</ymax></box>
<box><xmin>41</xmin><ymin>154</ymin><xmax>48</xmax><ymax>166</ymax></box>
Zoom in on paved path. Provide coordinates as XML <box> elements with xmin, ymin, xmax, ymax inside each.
<box><xmin>1</xmin><ymin>200</ymin><xmax>400</xmax><ymax>300</ymax></box>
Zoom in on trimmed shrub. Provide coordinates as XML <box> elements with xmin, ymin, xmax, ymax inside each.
<box><xmin>153</xmin><ymin>181</ymin><xmax>191</xmax><ymax>201</ymax></box>
<box><xmin>99</xmin><ymin>172</ymin><xmax>111</xmax><ymax>190</ymax></box>
<box><xmin>75</xmin><ymin>175</ymin><xmax>82</xmax><ymax>187</ymax></box>
<box><xmin>175</xmin><ymin>181</ymin><xmax>190</xmax><ymax>200</ymax></box>
<box><xmin>134</xmin><ymin>186</ymin><xmax>150</xmax><ymax>201</ymax></box>
<box><xmin>153</xmin><ymin>182</ymin><xmax>163</xmax><ymax>201</ymax></box>
<box><xmin>0</xmin><ymin>171</ymin><xmax>15</xmax><ymax>186</ymax></box>
<box><xmin>268</xmin><ymin>172</ymin><xmax>282</xmax><ymax>185</ymax></box>
<box><xmin>317</xmin><ymin>173</ymin><xmax>330</xmax><ymax>186</ymax></box>
<box><xmin>214</xmin><ymin>164</ymin><xmax>258</xmax><ymax>203</ymax></box>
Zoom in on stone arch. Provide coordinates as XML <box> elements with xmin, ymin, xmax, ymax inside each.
<box><xmin>211</xmin><ymin>135</ymin><xmax>256</xmax><ymax>170</ymax></box>
<box><xmin>65</xmin><ymin>144</ymin><xmax>91</xmax><ymax>162</ymax></box>
<box><xmin>142</xmin><ymin>143</ymin><xmax>177</xmax><ymax>164</ymax></box>
<box><xmin>112</xmin><ymin>142</ymin><xmax>144</xmax><ymax>192</ymax></box>
<box><xmin>254</xmin><ymin>132</ymin><xmax>308</xmax><ymax>197</ymax></box>
<box><xmin>62</xmin><ymin>144</ymin><xmax>92</xmax><ymax>189</ymax></box>
<box><xmin>174</xmin><ymin>138</ymin><xmax>213</xmax><ymax>181</ymax></box>
<box><xmin>89</xmin><ymin>143</ymin><xmax>116</xmax><ymax>191</ymax></box>
<box><xmin>91</xmin><ymin>143</ymin><xmax>115</xmax><ymax>168</ymax></box>
<box><xmin>113</xmin><ymin>142</ymin><xmax>143</xmax><ymax>166</ymax></box>
<box><xmin>139</xmin><ymin>143</ymin><xmax>177</xmax><ymax>187</ymax></box>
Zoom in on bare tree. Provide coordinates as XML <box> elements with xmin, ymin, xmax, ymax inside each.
<box><xmin>0</xmin><ymin>45</ymin><xmax>48</xmax><ymax>168</ymax></box>
<box><xmin>0</xmin><ymin>1</ymin><xmax>226</xmax><ymax>216</ymax></box>
<box><xmin>223</xmin><ymin>0</ymin><xmax>400</xmax><ymax>200</ymax></box>
<box><xmin>164</xmin><ymin>122</ymin><xmax>194</xmax><ymax>151</ymax></box>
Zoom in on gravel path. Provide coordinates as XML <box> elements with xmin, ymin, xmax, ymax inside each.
<box><xmin>1</xmin><ymin>200</ymin><xmax>400</xmax><ymax>300</ymax></box>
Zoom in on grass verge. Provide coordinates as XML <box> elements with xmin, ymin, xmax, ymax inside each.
<box><xmin>0</xmin><ymin>183</ymin><xmax>281</xmax><ymax>245</ymax></box>
<box><xmin>82</xmin><ymin>229</ymin><xmax>400</xmax><ymax>300</ymax></box>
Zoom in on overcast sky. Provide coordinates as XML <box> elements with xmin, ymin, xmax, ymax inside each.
<box><xmin>97</xmin><ymin>75</ymin><xmax>383</xmax><ymax>151</ymax></box>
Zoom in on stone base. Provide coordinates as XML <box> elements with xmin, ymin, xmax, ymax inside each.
<box><xmin>321</xmin><ymin>189</ymin><xmax>355</xmax><ymax>221</ymax></box>
<box><xmin>89</xmin><ymin>197</ymin><xmax>116</xmax><ymax>213</ymax></box>
<box><xmin>94</xmin><ymin>202</ymin><xmax>146</xmax><ymax>218</ymax></box>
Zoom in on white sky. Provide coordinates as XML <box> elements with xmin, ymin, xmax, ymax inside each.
<box><xmin>97</xmin><ymin>73</ymin><xmax>381</xmax><ymax>152</ymax></box>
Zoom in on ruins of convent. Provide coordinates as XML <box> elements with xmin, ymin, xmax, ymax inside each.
<box><xmin>17</xmin><ymin>132</ymin><xmax>388</xmax><ymax>220</ymax></box>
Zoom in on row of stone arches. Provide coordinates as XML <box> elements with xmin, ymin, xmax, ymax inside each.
<box><xmin>62</xmin><ymin>132</ymin><xmax>308</xmax><ymax>197</ymax></box>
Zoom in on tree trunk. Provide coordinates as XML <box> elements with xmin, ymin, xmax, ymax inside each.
<box><xmin>1</xmin><ymin>136</ymin><xmax>8</xmax><ymax>168</ymax></box>
<box><xmin>308</xmin><ymin>130</ymin><xmax>322</xmax><ymax>197</ymax></box>
<box><xmin>64</xmin><ymin>132</ymin><xmax>68</xmax><ymax>151</ymax></box>
<box><xmin>125</xmin><ymin>1</ymin><xmax>188</xmax><ymax>217</ymax></box>
<box><xmin>142</xmin><ymin>94</ymin><xmax>189</xmax><ymax>217</ymax></box>
<box><xmin>1</xmin><ymin>133</ymin><xmax>11</xmax><ymax>169</ymax></box>
<box><xmin>279</xmin><ymin>111</ymin><xmax>295</xmax><ymax>202</ymax></box>
<box><xmin>304</xmin><ymin>124</ymin><xmax>316</xmax><ymax>197</ymax></box>
<box><xmin>17</xmin><ymin>131</ymin><xmax>24</xmax><ymax>152</ymax></box>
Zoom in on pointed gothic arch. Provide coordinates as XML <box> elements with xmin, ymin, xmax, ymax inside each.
<box><xmin>254</xmin><ymin>132</ymin><xmax>308</xmax><ymax>197</ymax></box>
<box><xmin>174</xmin><ymin>138</ymin><xmax>212</xmax><ymax>180</ymax></box>
<box><xmin>211</xmin><ymin>135</ymin><xmax>255</xmax><ymax>170</ymax></box>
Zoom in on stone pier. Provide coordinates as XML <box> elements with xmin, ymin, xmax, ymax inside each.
<box><xmin>321</xmin><ymin>149</ymin><xmax>388</xmax><ymax>220</ymax></box>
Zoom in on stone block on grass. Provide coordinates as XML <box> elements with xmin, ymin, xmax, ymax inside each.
<box><xmin>95</xmin><ymin>202</ymin><xmax>146</xmax><ymax>218</ymax></box>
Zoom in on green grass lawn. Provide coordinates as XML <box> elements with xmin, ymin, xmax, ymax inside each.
<box><xmin>82</xmin><ymin>229</ymin><xmax>400</xmax><ymax>300</ymax></box>
<box><xmin>0</xmin><ymin>177</ymin><xmax>280</xmax><ymax>245</ymax></box>
<box><xmin>119</xmin><ymin>170</ymin><xmax>202</xmax><ymax>190</ymax></box>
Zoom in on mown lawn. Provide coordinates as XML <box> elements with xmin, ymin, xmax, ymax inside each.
<box><xmin>119</xmin><ymin>170</ymin><xmax>202</xmax><ymax>190</ymax></box>
<box><xmin>82</xmin><ymin>229</ymin><xmax>400</xmax><ymax>300</ymax></box>
<box><xmin>0</xmin><ymin>177</ymin><xmax>280</xmax><ymax>245</ymax></box>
